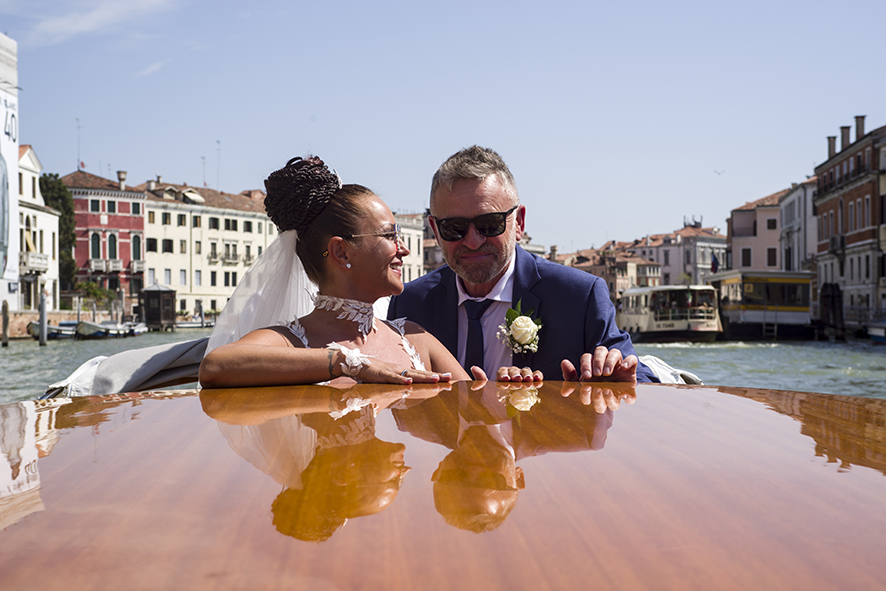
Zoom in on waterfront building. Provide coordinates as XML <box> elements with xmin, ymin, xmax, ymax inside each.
<box><xmin>61</xmin><ymin>170</ymin><xmax>146</xmax><ymax>316</ymax></box>
<box><xmin>18</xmin><ymin>145</ymin><xmax>60</xmax><ymax>310</ymax></box>
<box><xmin>550</xmin><ymin>244</ymin><xmax>660</xmax><ymax>304</ymax></box>
<box><xmin>391</xmin><ymin>212</ymin><xmax>425</xmax><ymax>283</ymax></box>
<box><xmin>813</xmin><ymin>115</ymin><xmax>886</xmax><ymax>326</ymax></box>
<box><xmin>627</xmin><ymin>220</ymin><xmax>726</xmax><ymax>286</ymax></box>
<box><xmin>0</xmin><ymin>32</ymin><xmax>19</xmax><ymax>311</ymax></box>
<box><xmin>727</xmin><ymin>190</ymin><xmax>787</xmax><ymax>273</ymax></box>
<box><xmin>135</xmin><ymin>179</ymin><xmax>273</xmax><ymax>317</ymax></box>
<box><xmin>779</xmin><ymin>178</ymin><xmax>818</xmax><ymax>272</ymax></box>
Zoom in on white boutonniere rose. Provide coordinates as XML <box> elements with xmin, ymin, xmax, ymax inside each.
<box><xmin>507</xmin><ymin>387</ymin><xmax>540</xmax><ymax>411</ymax></box>
<box><xmin>496</xmin><ymin>300</ymin><xmax>542</xmax><ymax>356</ymax></box>
<box><xmin>498</xmin><ymin>385</ymin><xmax>541</xmax><ymax>422</ymax></box>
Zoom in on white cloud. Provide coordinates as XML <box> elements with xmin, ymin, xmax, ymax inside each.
<box><xmin>24</xmin><ymin>0</ymin><xmax>177</xmax><ymax>47</ymax></box>
<box><xmin>134</xmin><ymin>61</ymin><xmax>164</xmax><ymax>77</ymax></box>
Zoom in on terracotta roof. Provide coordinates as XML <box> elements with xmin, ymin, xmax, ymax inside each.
<box><xmin>239</xmin><ymin>189</ymin><xmax>266</xmax><ymax>201</ymax></box>
<box><xmin>19</xmin><ymin>144</ymin><xmax>30</xmax><ymax>159</ymax></box>
<box><xmin>61</xmin><ymin>170</ymin><xmax>140</xmax><ymax>193</ymax></box>
<box><xmin>134</xmin><ymin>182</ymin><xmax>268</xmax><ymax>215</ymax></box>
<box><xmin>674</xmin><ymin>225</ymin><xmax>722</xmax><ymax>238</ymax></box>
<box><xmin>733</xmin><ymin>188</ymin><xmax>790</xmax><ymax>212</ymax></box>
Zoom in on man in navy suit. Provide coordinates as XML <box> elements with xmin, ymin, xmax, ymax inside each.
<box><xmin>389</xmin><ymin>145</ymin><xmax>656</xmax><ymax>383</ymax></box>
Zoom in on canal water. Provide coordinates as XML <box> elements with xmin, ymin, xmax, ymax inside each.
<box><xmin>1</xmin><ymin>330</ymin><xmax>884</xmax><ymax>404</ymax></box>
<box><xmin>0</xmin><ymin>328</ymin><xmax>213</xmax><ymax>405</ymax></box>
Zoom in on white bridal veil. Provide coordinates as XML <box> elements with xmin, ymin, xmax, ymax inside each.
<box><xmin>206</xmin><ymin>230</ymin><xmax>318</xmax><ymax>355</ymax></box>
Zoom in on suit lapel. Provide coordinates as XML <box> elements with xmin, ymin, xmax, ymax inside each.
<box><xmin>432</xmin><ymin>269</ymin><xmax>460</xmax><ymax>356</ymax></box>
<box><xmin>511</xmin><ymin>247</ymin><xmax>542</xmax><ymax>367</ymax></box>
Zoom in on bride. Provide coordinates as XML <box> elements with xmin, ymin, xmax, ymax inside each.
<box><xmin>199</xmin><ymin>156</ymin><xmax>541</xmax><ymax>388</ymax></box>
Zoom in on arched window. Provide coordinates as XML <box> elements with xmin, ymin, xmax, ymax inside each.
<box><xmin>132</xmin><ymin>235</ymin><xmax>141</xmax><ymax>261</ymax></box>
<box><xmin>91</xmin><ymin>233</ymin><xmax>101</xmax><ymax>259</ymax></box>
<box><xmin>108</xmin><ymin>234</ymin><xmax>117</xmax><ymax>259</ymax></box>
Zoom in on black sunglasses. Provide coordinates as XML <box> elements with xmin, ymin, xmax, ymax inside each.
<box><xmin>433</xmin><ymin>205</ymin><xmax>518</xmax><ymax>242</ymax></box>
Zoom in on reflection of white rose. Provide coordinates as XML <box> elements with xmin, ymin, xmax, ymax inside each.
<box><xmin>508</xmin><ymin>388</ymin><xmax>540</xmax><ymax>411</ymax></box>
<box><xmin>510</xmin><ymin>316</ymin><xmax>538</xmax><ymax>345</ymax></box>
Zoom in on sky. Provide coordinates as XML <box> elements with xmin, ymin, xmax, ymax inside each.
<box><xmin>2</xmin><ymin>0</ymin><xmax>884</xmax><ymax>253</ymax></box>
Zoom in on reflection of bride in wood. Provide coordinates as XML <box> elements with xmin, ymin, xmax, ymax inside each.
<box><xmin>201</xmin><ymin>386</ymin><xmax>436</xmax><ymax>542</ymax></box>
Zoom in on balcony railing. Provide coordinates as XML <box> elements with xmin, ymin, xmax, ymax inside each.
<box><xmin>828</xmin><ymin>235</ymin><xmax>845</xmax><ymax>253</ymax></box>
<box><xmin>208</xmin><ymin>253</ymin><xmax>220</xmax><ymax>264</ymax></box>
<box><xmin>89</xmin><ymin>259</ymin><xmax>107</xmax><ymax>272</ymax></box>
<box><xmin>654</xmin><ymin>307</ymin><xmax>718</xmax><ymax>322</ymax></box>
<box><xmin>243</xmin><ymin>254</ymin><xmax>254</xmax><ymax>265</ymax></box>
<box><xmin>817</xmin><ymin>164</ymin><xmax>874</xmax><ymax>197</ymax></box>
<box><xmin>131</xmin><ymin>260</ymin><xmax>145</xmax><ymax>273</ymax></box>
<box><xmin>19</xmin><ymin>251</ymin><xmax>49</xmax><ymax>273</ymax></box>
<box><xmin>221</xmin><ymin>253</ymin><xmax>240</xmax><ymax>265</ymax></box>
<box><xmin>108</xmin><ymin>259</ymin><xmax>123</xmax><ymax>272</ymax></box>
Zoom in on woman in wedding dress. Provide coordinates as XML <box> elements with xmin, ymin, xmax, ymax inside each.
<box><xmin>199</xmin><ymin>156</ymin><xmax>539</xmax><ymax>388</ymax></box>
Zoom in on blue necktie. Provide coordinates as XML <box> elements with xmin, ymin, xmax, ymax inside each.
<box><xmin>464</xmin><ymin>299</ymin><xmax>493</xmax><ymax>373</ymax></box>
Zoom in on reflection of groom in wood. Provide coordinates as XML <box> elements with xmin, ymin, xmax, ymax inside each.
<box><xmin>393</xmin><ymin>382</ymin><xmax>632</xmax><ymax>532</ymax></box>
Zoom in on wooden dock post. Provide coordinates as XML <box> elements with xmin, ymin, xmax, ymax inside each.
<box><xmin>1</xmin><ymin>300</ymin><xmax>7</xmax><ymax>347</ymax></box>
<box><xmin>39</xmin><ymin>289</ymin><xmax>47</xmax><ymax>346</ymax></box>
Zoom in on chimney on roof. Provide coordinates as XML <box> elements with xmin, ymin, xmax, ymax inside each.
<box><xmin>549</xmin><ymin>245</ymin><xmax>558</xmax><ymax>261</ymax></box>
<box><xmin>856</xmin><ymin>115</ymin><xmax>866</xmax><ymax>140</ymax></box>
<box><xmin>156</xmin><ymin>175</ymin><xmax>162</xmax><ymax>184</ymax></box>
<box><xmin>116</xmin><ymin>170</ymin><xmax>127</xmax><ymax>191</ymax></box>
<box><xmin>147</xmin><ymin>179</ymin><xmax>156</xmax><ymax>191</ymax></box>
<box><xmin>841</xmin><ymin>126</ymin><xmax>851</xmax><ymax>151</ymax></box>
<box><xmin>828</xmin><ymin>136</ymin><xmax>837</xmax><ymax>159</ymax></box>
<box><xmin>792</xmin><ymin>182</ymin><xmax>798</xmax><ymax>189</ymax></box>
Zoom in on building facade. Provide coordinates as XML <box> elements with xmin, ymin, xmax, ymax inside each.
<box><xmin>18</xmin><ymin>145</ymin><xmax>59</xmax><ymax>310</ymax></box>
<box><xmin>138</xmin><ymin>180</ymin><xmax>273</xmax><ymax>317</ymax></box>
<box><xmin>627</xmin><ymin>221</ymin><xmax>726</xmax><ymax>286</ymax></box>
<box><xmin>0</xmin><ymin>32</ymin><xmax>19</xmax><ymax>310</ymax></box>
<box><xmin>727</xmin><ymin>190</ymin><xmax>786</xmax><ymax>272</ymax></box>
<box><xmin>62</xmin><ymin>170</ymin><xmax>146</xmax><ymax>315</ymax></box>
<box><xmin>779</xmin><ymin>178</ymin><xmax>818</xmax><ymax>273</ymax></box>
<box><xmin>392</xmin><ymin>212</ymin><xmax>425</xmax><ymax>283</ymax></box>
<box><xmin>813</xmin><ymin>116</ymin><xmax>886</xmax><ymax>324</ymax></box>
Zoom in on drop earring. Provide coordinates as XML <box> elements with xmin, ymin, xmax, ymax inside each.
<box><xmin>346</xmin><ymin>263</ymin><xmax>352</xmax><ymax>269</ymax></box>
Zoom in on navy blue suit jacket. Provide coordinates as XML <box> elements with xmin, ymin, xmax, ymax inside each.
<box><xmin>389</xmin><ymin>246</ymin><xmax>657</xmax><ymax>383</ymax></box>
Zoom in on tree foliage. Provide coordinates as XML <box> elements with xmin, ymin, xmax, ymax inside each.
<box><xmin>39</xmin><ymin>173</ymin><xmax>77</xmax><ymax>289</ymax></box>
<box><xmin>75</xmin><ymin>281</ymin><xmax>115</xmax><ymax>306</ymax></box>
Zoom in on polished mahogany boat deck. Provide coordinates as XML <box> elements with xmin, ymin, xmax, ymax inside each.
<box><xmin>1</xmin><ymin>381</ymin><xmax>884</xmax><ymax>590</ymax></box>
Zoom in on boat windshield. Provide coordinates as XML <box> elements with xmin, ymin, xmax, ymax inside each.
<box><xmin>649</xmin><ymin>290</ymin><xmax>718</xmax><ymax>321</ymax></box>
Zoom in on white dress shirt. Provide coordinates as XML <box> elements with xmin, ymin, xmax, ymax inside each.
<box><xmin>455</xmin><ymin>255</ymin><xmax>517</xmax><ymax>378</ymax></box>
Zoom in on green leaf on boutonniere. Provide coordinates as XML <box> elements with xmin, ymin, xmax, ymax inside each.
<box><xmin>506</xmin><ymin>308</ymin><xmax>518</xmax><ymax>323</ymax></box>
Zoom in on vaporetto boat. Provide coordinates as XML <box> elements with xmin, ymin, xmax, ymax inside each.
<box><xmin>616</xmin><ymin>285</ymin><xmax>721</xmax><ymax>343</ymax></box>
<box><xmin>706</xmin><ymin>270</ymin><xmax>814</xmax><ymax>340</ymax></box>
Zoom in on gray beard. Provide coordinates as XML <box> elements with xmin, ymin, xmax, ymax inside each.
<box><xmin>445</xmin><ymin>242</ymin><xmax>514</xmax><ymax>286</ymax></box>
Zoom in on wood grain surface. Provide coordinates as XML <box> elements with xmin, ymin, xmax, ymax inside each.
<box><xmin>0</xmin><ymin>382</ymin><xmax>884</xmax><ymax>590</ymax></box>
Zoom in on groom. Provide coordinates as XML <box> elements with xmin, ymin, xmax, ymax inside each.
<box><xmin>388</xmin><ymin>145</ymin><xmax>657</xmax><ymax>383</ymax></box>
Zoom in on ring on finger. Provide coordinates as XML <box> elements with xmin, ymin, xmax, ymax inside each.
<box><xmin>401</xmin><ymin>370</ymin><xmax>408</xmax><ymax>377</ymax></box>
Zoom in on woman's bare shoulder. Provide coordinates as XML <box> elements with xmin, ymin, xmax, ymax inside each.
<box><xmin>237</xmin><ymin>325</ymin><xmax>305</xmax><ymax>348</ymax></box>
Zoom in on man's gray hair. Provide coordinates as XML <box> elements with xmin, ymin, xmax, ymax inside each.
<box><xmin>430</xmin><ymin>146</ymin><xmax>519</xmax><ymax>206</ymax></box>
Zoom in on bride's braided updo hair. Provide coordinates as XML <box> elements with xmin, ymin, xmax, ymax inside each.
<box><xmin>264</xmin><ymin>156</ymin><xmax>374</xmax><ymax>283</ymax></box>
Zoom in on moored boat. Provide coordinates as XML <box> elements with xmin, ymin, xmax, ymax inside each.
<box><xmin>617</xmin><ymin>285</ymin><xmax>721</xmax><ymax>342</ymax></box>
<box><xmin>75</xmin><ymin>320</ymin><xmax>143</xmax><ymax>339</ymax></box>
<box><xmin>867</xmin><ymin>320</ymin><xmax>886</xmax><ymax>344</ymax></box>
<box><xmin>26</xmin><ymin>320</ymin><xmax>77</xmax><ymax>340</ymax></box>
<box><xmin>707</xmin><ymin>270</ymin><xmax>814</xmax><ymax>340</ymax></box>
